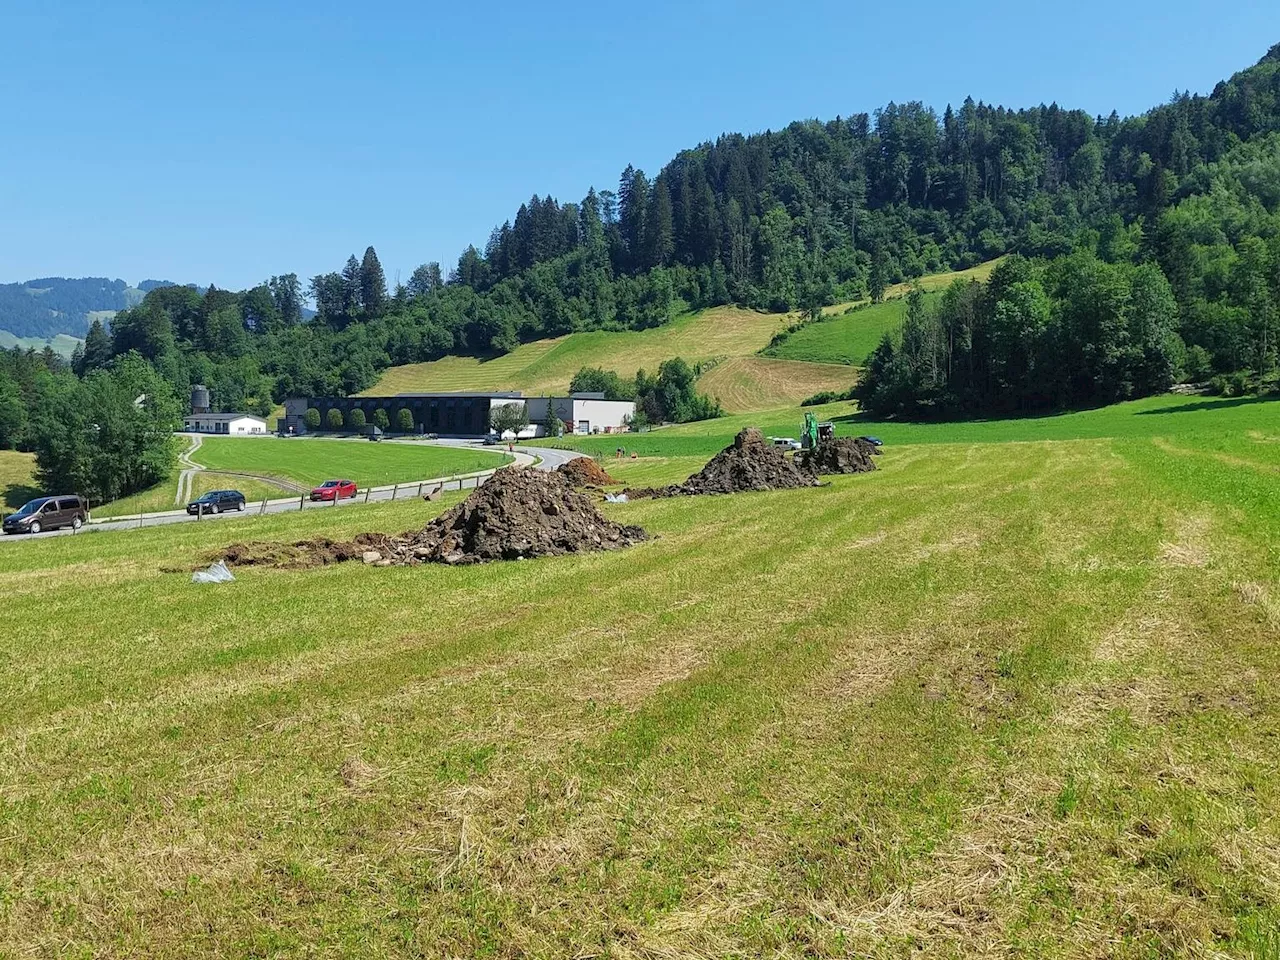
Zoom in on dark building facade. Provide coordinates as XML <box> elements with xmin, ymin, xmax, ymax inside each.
<box><xmin>281</xmin><ymin>392</ymin><xmax>523</xmax><ymax>437</ymax></box>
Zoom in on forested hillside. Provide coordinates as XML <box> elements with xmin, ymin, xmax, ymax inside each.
<box><xmin>2</xmin><ymin>44</ymin><xmax>1280</xmax><ymax>484</ymax></box>
<box><xmin>0</xmin><ymin>277</ymin><xmax>185</xmax><ymax>339</ymax></box>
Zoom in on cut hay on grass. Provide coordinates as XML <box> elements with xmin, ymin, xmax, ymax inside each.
<box><xmin>3</xmin><ymin>397</ymin><xmax>1280</xmax><ymax>956</ymax></box>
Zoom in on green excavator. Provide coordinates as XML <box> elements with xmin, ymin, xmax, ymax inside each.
<box><xmin>801</xmin><ymin>412</ymin><xmax>834</xmax><ymax>450</ymax></box>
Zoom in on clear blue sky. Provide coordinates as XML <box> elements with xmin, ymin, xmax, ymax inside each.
<box><xmin>3</xmin><ymin>1</ymin><xmax>1278</xmax><ymax>291</ymax></box>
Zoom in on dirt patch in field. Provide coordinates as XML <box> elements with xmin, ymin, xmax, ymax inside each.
<box><xmin>556</xmin><ymin>457</ymin><xmax>617</xmax><ymax>487</ymax></box>
<box><xmin>630</xmin><ymin>427</ymin><xmax>822</xmax><ymax>498</ymax></box>
<box><xmin>797</xmin><ymin>436</ymin><xmax>880</xmax><ymax>475</ymax></box>
<box><xmin>218</xmin><ymin>534</ymin><xmax>396</xmax><ymax>569</ymax></box>
<box><xmin>217</xmin><ymin>469</ymin><xmax>647</xmax><ymax>568</ymax></box>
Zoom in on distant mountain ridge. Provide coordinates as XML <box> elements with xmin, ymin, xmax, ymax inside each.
<box><xmin>0</xmin><ymin>277</ymin><xmax>188</xmax><ymax>339</ymax></box>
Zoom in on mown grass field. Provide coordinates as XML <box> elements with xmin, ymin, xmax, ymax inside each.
<box><xmin>363</xmin><ymin>305</ymin><xmax>790</xmax><ymax>398</ymax></box>
<box><xmin>364</xmin><ymin>261</ymin><xmax>1001</xmax><ymax>412</ymax></box>
<box><xmin>696</xmin><ymin>356</ymin><xmax>855</xmax><ymax>412</ymax></box>
<box><xmin>1</xmin><ymin>394</ymin><xmax>1278</xmax><ymax>955</ymax></box>
<box><xmin>191</xmin><ymin>437</ymin><xmax>511</xmax><ymax>488</ymax></box>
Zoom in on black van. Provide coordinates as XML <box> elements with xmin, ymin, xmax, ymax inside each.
<box><xmin>2</xmin><ymin>496</ymin><xmax>90</xmax><ymax>535</ymax></box>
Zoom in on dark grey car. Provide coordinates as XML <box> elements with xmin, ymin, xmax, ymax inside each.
<box><xmin>3</xmin><ymin>496</ymin><xmax>89</xmax><ymax>535</ymax></box>
<box><xmin>187</xmin><ymin>490</ymin><xmax>247</xmax><ymax>515</ymax></box>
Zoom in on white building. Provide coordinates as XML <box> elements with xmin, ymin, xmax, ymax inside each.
<box><xmin>526</xmin><ymin>393</ymin><xmax>636</xmax><ymax>436</ymax></box>
<box><xmin>183</xmin><ymin>413</ymin><xmax>268</xmax><ymax>435</ymax></box>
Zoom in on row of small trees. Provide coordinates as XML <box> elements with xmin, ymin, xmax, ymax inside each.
<box><xmin>302</xmin><ymin>406</ymin><xmax>415</xmax><ymax>432</ymax></box>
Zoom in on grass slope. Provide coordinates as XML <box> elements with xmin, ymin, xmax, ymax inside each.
<box><xmin>765</xmin><ymin>296</ymin><xmax>912</xmax><ymax>365</ymax></box>
<box><xmin>367</xmin><ymin>261</ymin><xmax>1001</xmax><ymax>410</ymax></box>
<box><xmin>92</xmin><ymin>473</ymin><xmax>285</xmax><ymax>519</ymax></box>
<box><xmin>365</xmin><ymin>305</ymin><xmax>789</xmax><ymax>398</ymax></box>
<box><xmin>0</xmin><ymin>330</ymin><xmax>82</xmax><ymax>358</ymax></box>
<box><xmin>2</xmin><ymin>398</ymin><xmax>1279</xmax><ymax>955</ymax></box>
<box><xmin>696</xmin><ymin>357</ymin><xmax>855</xmax><ymax>413</ymax></box>
<box><xmin>766</xmin><ymin>259</ymin><xmax>1002</xmax><ymax>366</ymax></box>
<box><xmin>191</xmin><ymin>437</ymin><xmax>511</xmax><ymax>488</ymax></box>
<box><xmin>0</xmin><ymin>449</ymin><xmax>38</xmax><ymax>509</ymax></box>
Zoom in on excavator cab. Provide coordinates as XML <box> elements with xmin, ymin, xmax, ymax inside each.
<box><xmin>801</xmin><ymin>413</ymin><xmax>836</xmax><ymax>450</ymax></box>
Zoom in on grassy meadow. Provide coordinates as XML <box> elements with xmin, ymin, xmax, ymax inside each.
<box><xmin>766</xmin><ymin>260</ymin><xmax>1001</xmax><ymax>367</ymax></box>
<box><xmin>696</xmin><ymin>356</ymin><xmax>855</xmax><ymax>412</ymax></box>
<box><xmin>191</xmin><ymin>436</ymin><xmax>511</xmax><ymax>488</ymax></box>
<box><xmin>0</xmin><ymin>393</ymin><xmax>1278</xmax><ymax>955</ymax></box>
<box><xmin>364</xmin><ymin>304</ymin><xmax>791</xmax><ymax>398</ymax></box>
<box><xmin>766</xmin><ymin>295</ymin><xmax>913</xmax><ymax>365</ymax></box>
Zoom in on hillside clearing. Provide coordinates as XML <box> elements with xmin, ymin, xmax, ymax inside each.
<box><xmin>365</xmin><ymin>261</ymin><xmax>1001</xmax><ymax>408</ymax></box>
<box><xmin>765</xmin><ymin>260</ymin><xmax>1002</xmax><ymax>366</ymax></box>
<box><xmin>765</xmin><ymin>296</ymin><xmax>913</xmax><ymax>365</ymax></box>
<box><xmin>696</xmin><ymin>357</ymin><xmax>855</xmax><ymax>413</ymax></box>
<box><xmin>364</xmin><ymin>304</ymin><xmax>789</xmax><ymax>398</ymax></box>
<box><xmin>1</xmin><ymin>397</ymin><xmax>1278</xmax><ymax>955</ymax></box>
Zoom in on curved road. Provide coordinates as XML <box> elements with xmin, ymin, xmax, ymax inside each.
<box><xmin>4</xmin><ymin>440</ymin><xmax>585</xmax><ymax>542</ymax></box>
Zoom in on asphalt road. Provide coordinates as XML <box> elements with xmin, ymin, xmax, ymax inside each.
<box><xmin>2</xmin><ymin>442</ymin><xmax>584</xmax><ymax>542</ymax></box>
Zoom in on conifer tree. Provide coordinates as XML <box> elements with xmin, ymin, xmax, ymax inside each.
<box><xmin>360</xmin><ymin>246</ymin><xmax>387</xmax><ymax>318</ymax></box>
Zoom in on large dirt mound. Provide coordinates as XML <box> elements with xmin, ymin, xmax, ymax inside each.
<box><xmin>218</xmin><ymin>469</ymin><xmax>646</xmax><ymax>568</ymax></box>
<box><xmin>639</xmin><ymin>427</ymin><xmax>822</xmax><ymax>497</ymax></box>
<box><xmin>798</xmin><ymin>436</ymin><xmax>880</xmax><ymax>475</ymax></box>
<box><xmin>557</xmin><ymin>457</ymin><xmax>617</xmax><ymax>487</ymax></box>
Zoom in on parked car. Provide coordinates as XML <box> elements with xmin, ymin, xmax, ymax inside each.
<box><xmin>310</xmin><ymin>479</ymin><xmax>357</xmax><ymax>501</ymax></box>
<box><xmin>3</xmin><ymin>495</ymin><xmax>89</xmax><ymax>535</ymax></box>
<box><xmin>187</xmin><ymin>490</ymin><xmax>247</xmax><ymax>515</ymax></box>
<box><xmin>770</xmin><ymin>437</ymin><xmax>802</xmax><ymax>451</ymax></box>
<box><xmin>482</xmin><ymin>434</ymin><xmax>500</xmax><ymax>446</ymax></box>
<box><xmin>857</xmin><ymin>435</ymin><xmax>884</xmax><ymax>447</ymax></box>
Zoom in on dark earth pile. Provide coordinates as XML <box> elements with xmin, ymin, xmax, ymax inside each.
<box><xmin>636</xmin><ymin>427</ymin><xmax>822</xmax><ymax>498</ymax></box>
<box><xmin>797</xmin><ymin>436</ymin><xmax>880</xmax><ymax>475</ymax></box>
<box><xmin>218</xmin><ymin>468</ymin><xmax>646</xmax><ymax>569</ymax></box>
<box><xmin>556</xmin><ymin>457</ymin><xmax>617</xmax><ymax>487</ymax></box>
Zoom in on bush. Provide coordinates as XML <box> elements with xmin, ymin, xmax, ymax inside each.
<box><xmin>1209</xmin><ymin>371</ymin><xmax>1251</xmax><ymax>397</ymax></box>
<box><xmin>325</xmin><ymin>408</ymin><xmax>344</xmax><ymax>430</ymax></box>
<box><xmin>1184</xmin><ymin>345</ymin><xmax>1213</xmax><ymax>383</ymax></box>
<box><xmin>396</xmin><ymin>408</ymin><xmax>415</xmax><ymax>432</ymax></box>
<box><xmin>303</xmin><ymin>407</ymin><xmax>321</xmax><ymax>430</ymax></box>
<box><xmin>346</xmin><ymin>407</ymin><xmax>366</xmax><ymax>430</ymax></box>
<box><xmin>373</xmin><ymin>408</ymin><xmax>390</xmax><ymax>430</ymax></box>
<box><xmin>801</xmin><ymin>388</ymin><xmax>855</xmax><ymax>407</ymax></box>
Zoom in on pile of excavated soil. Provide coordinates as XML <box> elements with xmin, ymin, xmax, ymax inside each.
<box><xmin>635</xmin><ymin>427</ymin><xmax>822</xmax><ymax>498</ymax></box>
<box><xmin>557</xmin><ymin>457</ymin><xmax>617</xmax><ymax>487</ymax></box>
<box><xmin>218</xmin><ymin>468</ymin><xmax>646</xmax><ymax>569</ymax></box>
<box><xmin>797</xmin><ymin>436</ymin><xmax>880</xmax><ymax>475</ymax></box>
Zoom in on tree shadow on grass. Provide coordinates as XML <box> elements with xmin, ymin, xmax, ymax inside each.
<box><xmin>3</xmin><ymin>484</ymin><xmax>42</xmax><ymax>510</ymax></box>
<box><xmin>1132</xmin><ymin>395</ymin><xmax>1276</xmax><ymax>416</ymax></box>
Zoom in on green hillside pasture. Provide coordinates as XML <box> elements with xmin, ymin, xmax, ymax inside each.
<box><xmin>766</xmin><ymin>260</ymin><xmax>1002</xmax><ymax>367</ymax></box>
<box><xmin>696</xmin><ymin>357</ymin><xmax>856</xmax><ymax>413</ymax></box>
<box><xmin>2</xmin><ymin>399</ymin><xmax>1279</xmax><ymax>954</ymax></box>
<box><xmin>765</xmin><ymin>296</ymin><xmax>914</xmax><ymax>365</ymax></box>
<box><xmin>191</xmin><ymin>437</ymin><xmax>511</xmax><ymax>488</ymax></box>
<box><xmin>0</xmin><ymin>330</ymin><xmax>82</xmax><ymax>358</ymax></box>
<box><xmin>364</xmin><ymin>305</ymin><xmax>791</xmax><ymax>397</ymax></box>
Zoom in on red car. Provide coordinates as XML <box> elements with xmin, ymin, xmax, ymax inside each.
<box><xmin>310</xmin><ymin>478</ymin><xmax>357</xmax><ymax>502</ymax></box>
